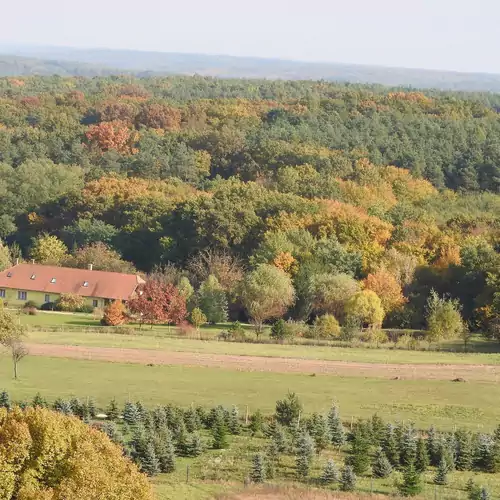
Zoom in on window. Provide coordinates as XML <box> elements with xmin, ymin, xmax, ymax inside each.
<box><xmin>0</xmin><ymin>290</ymin><xmax>5</xmax><ymax>298</ymax></box>
<box><xmin>50</xmin><ymin>278</ymin><xmax>56</xmax><ymax>283</ymax></box>
<box><xmin>92</xmin><ymin>299</ymin><xmax>99</xmax><ymax>308</ymax></box>
<box><xmin>83</xmin><ymin>281</ymin><xmax>89</xmax><ymax>287</ymax></box>
<box><xmin>6</xmin><ymin>272</ymin><xmax>12</xmax><ymax>278</ymax></box>
<box><xmin>30</xmin><ymin>274</ymin><xmax>36</xmax><ymax>280</ymax></box>
<box><xmin>18</xmin><ymin>291</ymin><xmax>27</xmax><ymax>301</ymax></box>
<box><xmin>45</xmin><ymin>294</ymin><xmax>50</xmax><ymax>303</ymax></box>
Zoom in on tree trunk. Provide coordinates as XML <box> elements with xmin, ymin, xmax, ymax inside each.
<box><xmin>13</xmin><ymin>359</ymin><xmax>17</xmax><ymax>380</ymax></box>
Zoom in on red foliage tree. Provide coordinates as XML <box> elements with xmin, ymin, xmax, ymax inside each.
<box><xmin>85</xmin><ymin>120</ymin><xmax>138</xmax><ymax>155</ymax></box>
<box><xmin>128</xmin><ymin>281</ymin><xmax>187</xmax><ymax>327</ymax></box>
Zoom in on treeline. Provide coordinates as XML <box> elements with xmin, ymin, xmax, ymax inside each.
<box><xmin>0</xmin><ymin>76</ymin><xmax>498</xmax><ymax>330</ymax></box>
<box><xmin>0</xmin><ymin>390</ymin><xmax>495</xmax><ymax>499</ymax></box>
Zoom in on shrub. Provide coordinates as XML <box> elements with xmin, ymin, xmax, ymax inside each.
<box><xmin>313</xmin><ymin>314</ymin><xmax>341</xmax><ymax>339</ymax></box>
<box><xmin>361</xmin><ymin>329</ymin><xmax>389</xmax><ymax>345</ymax></box>
<box><xmin>56</xmin><ymin>293</ymin><xmax>85</xmax><ymax>312</ymax></box>
<box><xmin>40</xmin><ymin>301</ymin><xmax>56</xmax><ymax>311</ymax></box>
<box><xmin>102</xmin><ymin>300</ymin><xmax>127</xmax><ymax>326</ymax></box>
<box><xmin>78</xmin><ymin>304</ymin><xmax>95</xmax><ymax>314</ymax></box>
<box><xmin>396</xmin><ymin>334</ymin><xmax>420</xmax><ymax>350</ymax></box>
<box><xmin>23</xmin><ymin>306</ymin><xmax>37</xmax><ymax>316</ymax></box>
<box><xmin>24</xmin><ymin>300</ymin><xmax>38</xmax><ymax>309</ymax></box>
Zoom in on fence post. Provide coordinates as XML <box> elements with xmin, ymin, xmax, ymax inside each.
<box><xmin>245</xmin><ymin>405</ymin><xmax>249</xmax><ymax>425</ymax></box>
<box><xmin>186</xmin><ymin>465</ymin><xmax>189</xmax><ymax>483</ymax></box>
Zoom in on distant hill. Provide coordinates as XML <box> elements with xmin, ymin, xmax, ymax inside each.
<box><xmin>3</xmin><ymin>45</ymin><xmax>500</xmax><ymax>91</ymax></box>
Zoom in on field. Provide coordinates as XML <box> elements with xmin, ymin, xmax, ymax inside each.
<box><xmin>5</xmin><ymin>311</ymin><xmax>500</xmax><ymax>499</ymax></box>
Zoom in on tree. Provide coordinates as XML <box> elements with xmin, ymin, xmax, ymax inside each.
<box><xmin>250</xmin><ymin>453</ymin><xmax>266</xmax><ymax>483</ymax></box>
<box><xmin>312</xmin><ymin>314</ymin><xmax>341</xmax><ymax>339</ymax></box>
<box><xmin>63</xmin><ymin>242</ymin><xmax>135</xmax><ymax>273</ymax></box>
<box><xmin>0</xmin><ymin>241</ymin><xmax>12</xmax><ymax>271</ymax></box>
<box><xmin>347</xmin><ymin>427</ymin><xmax>371</xmax><ymax>475</ymax></box>
<box><xmin>345</xmin><ymin>290</ymin><xmax>385</xmax><ymax>328</ymax></box>
<box><xmin>296</xmin><ymin>431</ymin><xmax>315</xmax><ymax>479</ymax></box>
<box><xmin>340</xmin><ymin>465</ymin><xmax>356</xmax><ymax>492</ymax></box>
<box><xmin>123</xmin><ymin>402</ymin><xmax>140</xmax><ymax>426</ymax></box>
<box><xmin>382</xmin><ymin>424</ymin><xmax>400</xmax><ymax>467</ymax></box>
<box><xmin>229</xmin><ymin>405</ymin><xmax>240</xmax><ymax>435</ymax></box>
<box><xmin>190</xmin><ymin>307</ymin><xmax>207</xmax><ymax>330</ymax></box>
<box><xmin>212</xmin><ymin>413</ymin><xmax>229</xmax><ymax>449</ymax></box>
<box><xmin>434</xmin><ymin>457</ymin><xmax>448</xmax><ymax>485</ymax></box>
<box><xmin>155</xmin><ymin>433</ymin><xmax>176</xmax><ymax>473</ymax></box>
<box><xmin>415</xmin><ymin>436</ymin><xmax>430</xmax><ymax>473</ymax></box>
<box><xmin>0</xmin><ymin>406</ymin><xmax>154</xmax><ymax>499</ymax></box>
<box><xmin>0</xmin><ymin>391</ymin><xmax>10</xmax><ymax>410</ymax></box>
<box><xmin>86</xmin><ymin>120</ymin><xmax>138</xmax><ymax>155</ymax></box>
<box><xmin>275</xmin><ymin>391</ymin><xmax>302</xmax><ymax>427</ymax></box>
<box><xmin>270</xmin><ymin>318</ymin><xmax>293</xmax><ymax>342</ymax></box>
<box><xmin>139</xmin><ymin>442</ymin><xmax>160</xmax><ymax>476</ymax></box>
<box><xmin>427</xmin><ymin>425</ymin><xmax>441</xmax><ymax>466</ymax></box>
<box><xmin>249</xmin><ymin>410</ymin><xmax>264</xmax><ymax>435</ymax></box>
<box><xmin>186</xmin><ymin>433</ymin><xmax>203</xmax><ymax>457</ymax></box>
<box><xmin>400</xmin><ymin>427</ymin><xmax>417</xmax><ymax>467</ymax></box>
<box><xmin>241</xmin><ymin>264</ymin><xmax>295</xmax><ymax>335</ymax></box>
<box><xmin>0</xmin><ymin>305</ymin><xmax>27</xmax><ymax>379</ymax></box>
<box><xmin>364</xmin><ymin>268</ymin><xmax>406</xmax><ymax>313</ymax></box>
<box><xmin>327</xmin><ymin>403</ymin><xmax>346</xmax><ymax>447</ymax></box>
<box><xmin>372</xmin><ymin>447</ymin><xmax>393</xmax><ymax>478</ymax></box>
<box><xmin>426</xmin><ymin>290</ymin><xmax>464</xmax><ymax>344</ymax></box>
<box><xmin>308</xmin><ymin>413</ymin><xmax>330</xmax><ymax>452</ymax></box>
<box><xmin>398</xmin><ymin>464</ymin><xmax>423</xmax><ymax>497</ymax></box>
<box><xmin>106</xmin><ymin>398</ymin><xmax>120</xmax><ymax>421</ymax></box>
<box><xmin>30</xmin><ymin>233</ymin><xmax>68</xmax><ymax>265</ymax></box>
<box><xmin>128</xmin><ymin>281</ymin><xmax>187</xmax><ymax>327</ymax></box>
<box><xmin>456</xmin><ymin>429</ymin><xmax>473</xmax><ymax>471</ymax></box>
<box><xmin>102</xmin><ymin>300</ymin><xmax>127</xmax><ymax>326</ymax></box>
<box><xmin>321</xmin><ymin>458</ymin><xmax>339</xmax><ymax>484</ymax></box>
<box><xmin>197</xmin><ymin>275</ymin><xmax>228</xmax><ymax>324</ymax></box>
<box><xmin>56</xmin><ymin>293</ymin><xmax>85</xmax><ymax>312</ymax></box>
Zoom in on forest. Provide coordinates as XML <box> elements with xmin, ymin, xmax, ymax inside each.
<box><xmin>0</xmin><ymin>75</ymin><xmax>498</xmax><ymax>333</ymax></box>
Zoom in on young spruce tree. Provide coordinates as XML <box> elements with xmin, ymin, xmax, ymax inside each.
<box><xmin>372</xmin><ymin>447</ymin><xmax>393</xmax><ymax>478</ymax></box>
<box><xmin>340</xmin><ymin>465</ymin><xmax>356</xmax><ymax>492</ymax></box>
<box><xmin>327</xmin><ymin>403</ymin><xmax>345</xmax><ymax>447</ymax></box>
<box><xmin>434</xmin><ymin>457</ymin><xmax>448</xmax><ymax>485</ymax></box>
<box><xmin>398</xmin><ymin>464</ymin><xmax>423</xmax><ymax>497</ymax></box>
<box><xmin>250</xmin><ymin>453</ymin><xmax>266</xmax><ymax>483</ymax></box>
<box><xmin>321</xmin><ymin>458</ymin><xmax>339</xmax><ymax>484</ymax></box>
<box><xmin>415</xmin><ymin>436</ymin><xmax>430</xmax><ymax>473</ymax></box>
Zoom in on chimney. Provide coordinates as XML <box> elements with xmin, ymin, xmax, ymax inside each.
<box><xmin>31</xmin><ymin>259</ymin><xmax>35</xmax><ymax>264</ymax></box>
<box><xmin>88</xmin><ymin>263</ymin><xmax>93</xmax><ymax>271</ymax></box>
<box><xmin>15</xmin><ymin>258</ymin><xmax>19</xmax><ymax>266</ymax></box>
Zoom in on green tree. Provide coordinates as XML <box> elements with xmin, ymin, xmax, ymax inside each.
<box><xmin>190</xmin><ymin>307</ymin><xmax>207</xmax><ymax>330</ymax></box>
<box><xmin>295</xmin><ymin>431</ymin><xmax>315</xmax><ymax>480</ymax></box>
<box><xmin>229</xmin><ymin>405</ymin><xmax>240</xmax><ymax>435</ymax></box>
<box><xmin>400</xmin><ymin>427</ymin><xmax>417</xmax><ymax>467</ymax></box>
<box><xmin>123</xmin><ymin>402</ymin><xmax>140</xmax><ymax>426</ymax></box>
<box><xmin>434</xmin><ymin>457</ymin><xmax>448</xmax><ymax>485</ymax></box>
<box><xmin>30</xmin><ymin>233</ymin><xmax>68</xmax><ymax>265</ymax></box>
<box><xmin>198</xmin><ymin>275</ymin><xmax>228</xmax><ymax>324</ymax></box>
<box><xmin>427</xmin><ymin>425</ymin><xmax>441</xmax><ymax>466</ymax></box>
<box><xmin>347</xmin><ymin>426</ymin><xmax>371</xmax><ymax>475</ymax></box>
<box><xmin>415</xmin><ymin>436</ymin><xmax>429</xmax><ymax>473</ymax></box>
<box><xmin>0</xmin><ymin>391</ymin><xmax>10</xmax><ymax>410</ymax></box>
<box><xmin>340</xmin><ymin>465</ymin><xmax>356</xmax><ymax>492</ymax></box>
<box><xmin>426</xmin><ymin>290</ymin><xmax>464</xmax><ymax>344</ymax></box>
<box><xmin>270</xmin><ymin>318</ymin><xmax>292</xmax><ymax>342</ymax></box>
<box><xmin>212</xmin><ymin>414</ymin><xmax>229</xmax><ymax>449</ymax></box>
<box><xmin>327</xmin><ymin>403</ymin><xmax>346</xmax><ymax>447</ymax></box>
<box><xmin>382</xmin><ymin>424</ymin><xmax>400</xmax><ymax>467</ymax></box>
<box><xmin>250</xmin><ymin>453</ymin><xmax>266</xmax><ymax>483</ymax></box>
<box><xmin>249</xmin><ymin>410</ymin><xmax>264</xmax><ymax>435</ymax></box>
<box><xmin>241</xmin><ymin>264</ymin><xmax>295</xmax><ymax>336</ymax></box>
<box><xmin>321</xmin><ymin>458</ymin><xmax>339</xmax><ymax>484</ymax></box>
<box><xmin>0</xmin><ymin>305</ymin><xmax>27</xmax><ymax>379</ymax></box>
<box><xmin>106</xmin><ymin>398</ymin><xmax>120</xmax><ymax>421</ymax></box>
<box><xmin>308</xmin><ymin>413</ymin><xmax>330</xmax><ymax>452</ymax></box>
<box><xmin>139</xmin><ymin>442</ymin><xmax>160</xmax><ymax>477</ymax></box>
<box><xmin>275</xmin><ymin>391</ymin><xmax>302</xmax><ymax>427</ymax></box>
<box><xmin>372</xmin><ymin>447</ymin><xmax>393</xmax><ymax>478</ymax></box>
<box><xmin>456</xmin><ymin>429</ymin><xmax>473</xmax><ymax>471</ymax></box>
<box><xmin>186</xmin><ymin>433</ymin><xmax>203</xmax><ymax>457</ymax></box>
<box><xmin>0</xmin><ymin>241</ymin><xmax>11</xmax><ymax>271</ymax></box>
<box><xmin>398</xmin><ymin>464</ymin><xmax>423</xmax><ymax>497</ymax></box>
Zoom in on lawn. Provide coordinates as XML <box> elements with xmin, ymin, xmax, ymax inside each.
<box><xmin>27</xmin><ymin>329</ymin><xmax>500</xmax><ymax>366</ymax></box>
<box><xmin>2</xmin><ymin>355</ymin><xmax>500</xmax><ymax>430</ymax></box>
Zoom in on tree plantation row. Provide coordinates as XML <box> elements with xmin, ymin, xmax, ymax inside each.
<box><xmin>0</xmin><ymin>390</ymin><xmax>497</xmax><ymax>499</ymax></box>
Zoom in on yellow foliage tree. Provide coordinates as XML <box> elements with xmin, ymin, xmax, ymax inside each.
<box><xmin>29</xmin><ymin>234</ymin><xmax>68</xmax><ymax>265</ymax></box>
<box><xmin>345</xmin><ymin>290</ymin><xmax>385</xmax><ymax>328</ymax></box>
<box><xmin>0</xmin><ymin>407</ymin><xmax>154</xmax><ymax>500</ymax></box>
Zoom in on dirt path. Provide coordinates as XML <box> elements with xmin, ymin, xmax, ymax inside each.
<box><xmin>26</xmin><ymin>343</ymin><xmax>500</xmax><ymax>382</ymax></box>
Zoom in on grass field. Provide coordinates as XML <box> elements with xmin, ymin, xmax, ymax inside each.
<box><xmin>2</xmin><ymin>354</ymin><xmax>500</xmax><ymax>431</ymax></box>
<box><xmin>27</xmin><ymin>329</ymin><xmax>500</xmax><ymax>366</ymax></box>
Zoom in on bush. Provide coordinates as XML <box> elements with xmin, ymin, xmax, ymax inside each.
<box><xmin>361</xmin><ymin>329</ymin><xmax>389</xmax><ymax>345</ymax></box>
<box><xmin>218</xmin><ymin>322</ymin><xmax>248</xmax><ymax>342</ymax></box>
<box><xmin>78</xmin><ymin>304</ymin><xmax>95</xmax><ymax>314</ymax></box>
<box><xmin>56</xmin><ymin>293</ymin><xmax>85</xmax><ymax>312</ymax></box>
<box><xmin>396</xmin><ymin>334</ymin><xmax>420</xmax><ymax>350</ymax></box>
<box><xmin>23</xmin><ymin>307</ymin><xmax>37</xmax><ymax>316</ymax></box>
<box><xmin>313</xmin><ymin>314</ymin><xmax>341</xmax><ymax>339</ymax></box>
<box><xmin>341</xmin><ymin>316</ymin><xmax>362</xmax><ymax>341</ymax></box>
<box><xmin>40</xmin><ymin>301</ymin><xmax>56</xmax><ymax>311</ymax></box>
<box><xmin>24</xmin><ymin>300</ymin><xmax>38</xmax><ymax>309</ymax></box>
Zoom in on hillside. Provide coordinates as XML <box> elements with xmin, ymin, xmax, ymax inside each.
<box><xmin>4</xmin><ymin>46</ymin><xmax>500</xmax><ymax>91</ymax></box>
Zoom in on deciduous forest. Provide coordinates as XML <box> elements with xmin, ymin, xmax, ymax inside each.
<box><xmin>0</xmin><ymin>75</ymin><xmax>499</xmax><ymax>332</ymax></box>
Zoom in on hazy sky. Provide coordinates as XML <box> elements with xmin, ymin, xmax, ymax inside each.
<box><xmin>1</xmin><ymin>0</ymin><xmax>498</xmax><ymax>73</ymax></box>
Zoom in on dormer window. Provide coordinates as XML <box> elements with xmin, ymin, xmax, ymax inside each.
<box><xmin>83</xmin><ymin>281</ymin><xmax>89</xmax><ymax>287</ymax></box>
<box><xmin>6</xmin><ymin>272</ymin><xmax>12</xmax><ymax>278</ymax></box>
<box><xmin>50</xmin><ymin>278</ymin><xmax>56</xmax><ymax>283</ymax></box>
<box><xmin>30</xmin><ymin>274</ymin><xmax>36</xmax><ymax>280</ymax></box>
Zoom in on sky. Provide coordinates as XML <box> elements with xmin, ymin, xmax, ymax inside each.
<box><xmin>1</xmin><ymin>0</ymin><xmax>498</xmax><ymax>73</ymax></box>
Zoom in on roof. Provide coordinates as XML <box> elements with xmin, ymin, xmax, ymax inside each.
<box><xmin>0</xmin><ymin>264</ymin><xmax>145</xmax><ymax>301</ymax></box>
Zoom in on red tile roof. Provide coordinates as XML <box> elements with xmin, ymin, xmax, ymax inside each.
<box><xmin>0</xmin><ymin>264</ymin><xmax>144</xmax><ymax>301</ymax></box>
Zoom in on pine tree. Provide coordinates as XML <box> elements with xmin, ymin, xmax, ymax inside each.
<box><xmin>136</xmin><ymin>400</ymin><xmax>147</xmax><ymax>421</ymax></box>
<box><xmin>437</xmin><ymin>437</ymin><xmax>456</xmax><ymax>472</ymax></box>
<box><xmin>250</xmin><ymin>454</ymin><xmax>266</xmax><ymax>483</ymax></box>
<box><xmin>140</xmin><ymin>442</ymin><xmax>160</xmax><ymax>476</ymax></box>
<box><xmin>480</xmin><ymin>487</ymin><xmax>491</xmax><ymax>500</ymax></box>
<box><xmin>308</xmin><ymin>413</ymin><xmax>330</xmax><ymax>453</ymax></box>
<box><xmin>398</xmin><ymin>464</ymin><xmax>423</xmax><ymax>497</ymax></box>
<box><xmin>155</xmin><ymin>434</ymin><xmax>176</xmax><ymax>473</ymax></box>
<box><xmin>175</xmin><ymin>421</ymin><xmax>190</xmax><ymax>456</ymax></box>
<box><xmin>321</xmin><ymin>458</ymin><xmax>339</xmax><ymax>484</ymax></box>
<box><xmin>400</xmin><ymin>427</ymin><xmax>417</xmax><ymax>467</ymax></box>
<box><xmin>327</xmin><ymin>404</ymin><xmax>345</xmax><ymax>447</ymax></box>
<box><xmin>296</xmin><ymin>453</ymin><xmax>310</xmax><ymax>480</ymax></box>
<box><xmin>88</xmin><ymin>397</ymin><xmax>97</xmax><ymax>418</ymax></box>
<box><xmin>0</xmin><ymin>391</ymin><xmax>10</xmax><ymax>410</ymax></box>
<box><xmin>70</xmin><ymin>398</ymin><xmax>83</xmax><ymax>417</ymax></box>
<box><xmin>456</xmin><ymin>429</ymin><xmax>473</xmax><ymax>471</ymax></box>
<box><xmin>347</xmin><ymin>427</ymin><xmax>371</xmax><ymax>475</ymax></box>
<box><xmin>434</xmin><ymin>457</ymin><xmax>448</xmax><ymax>485</ymax></box>
<box><xmin>249</xmin><ymin>409</ymin><xmax>264</xmax><ymax>435</ymax></box>
<box><xmin>383</xmin><ymin>424</ymin><xmax>400</xmax><ymax>467</ymax></box>
<box><xmin>130</xmin><ymin>423</ymin><xmax>148</xmax><ymax>460</ymax></box>
<box><xmin>465</xmin><ymin>478</ymin><xmax>475</xmax><ymax>493</ymax></box>
<box><xmin>427</xmin><ymin>425</ymin><xmax>440</xmax><ymax>466</ymax></box>
<box><xmin>31</xmin><ymin>392</ymin><xmax>47</xmax><ymax>408</ymax></box>
<box><xmin>212</xmin><ymin>414</ymin><xmax>229</xmax><ymax>449</ymax></box>
<box><xmin>106</xmin><ymin>398</ymin><xmax>120</xmax><ymax>421</ymax></box>
<box><xmin>184</xmin><ymin>406</ymin><xmax>200</xmax><ymax>432</ymax></box>
<box><xmin>295</xmin><ymin>431</ymin><xmax>315</xmax><ymax>480</ymax></box>
<box><xmin>340</xmin><ymin>465</ymin><xmax>356</xmax><ymax>492</ymax></box>
<box><xmin>101</xmin><ymin>421</ymin><xmax>124</xmax><ymax>445</ymax></box>
<box><xmin>372</xmin><ymin>447</ymin><xmax>393</xmax><ymax>478</ymax></box>
<box><xmin>415</xmin><ymin>436</ymin><xmax>430</xmax><ymax>473</ymax></box>
<box><xmin>186</xmin><ymin>433</ymin><xmax>203</xmax><ymax>457</ymax></box>
<box><xmin>229</xmin><ymin>405</ymin><xmax>240</xmax><ymax>435</ymax></box>
<box><xmin>123</xmin><ymin>402</ymin><xmax>140</xmax><ymax>426</ymax></box>
<box><xmin>53</xmin><ymin>399</ymin><xmax>72</xmax><ymax>415</ymax></box>
<box><xmin>474</xmin><ymin>433</ymin><xmax>494</xmax><ymax>471</ymax></box>
<box><xmin>272</xmin><ymin>423</ymin><xmax>289</xmax><ymax>453</ymax></box>
<box><xmin>371</xmin><ymin>413</ymin><xmax>385</xmax><ymax>446</ymax></box>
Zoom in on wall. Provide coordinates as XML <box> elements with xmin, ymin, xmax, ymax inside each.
<box><xmin>0</xmin><ymin>288</ymin><xmax>106</xmax><ymax>309</ymax></box>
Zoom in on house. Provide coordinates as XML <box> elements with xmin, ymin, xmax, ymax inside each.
<box><xmin>0</xmin><ymin>263</ymin><xmax>145</xmax><ymax>308</ymax></box>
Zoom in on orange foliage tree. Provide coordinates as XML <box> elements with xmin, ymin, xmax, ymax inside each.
<box><xmin>363</xmin><ymin>268</ymin><xmax>406</xmax><ymax>313</ymax></box>
<box><xmin>85</xmin><ymin>120</ymin><xmax>138</xmax><ymax>155</ymax></box>
<box><xmin>136</xmin><ymin>103</ymin><xmax>182</xmax><ymax>130</ymax></box>
<box><xmin>102</xmin><ymin>300</ymin><xmax>127</xmax><ymax>326</ymax></box>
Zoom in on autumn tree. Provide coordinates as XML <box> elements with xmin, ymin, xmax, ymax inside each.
<box><xmin>136</xmin><ymin>103</ymin><xmax>182</xmax><ymax>130</ymax></box>
<box><xmin>241</xmin><ymin>264</ymin><xmax>295</xmax><ymax>336</ymax></box>
<box><xmin>30</xmin><ymin>234</ymin><xmax>68</xmax><ymax>265</ymax></box>
<box><xmin>85</xmin><ymin>120</ymin><xmax>139</xmax><ymax>155</ymax></box>
<box><xmin>0</xmin><ymin>407</ymin><xmax>154</xmax><ymax>499</ymax></box>
<box><xmin>364</xmin><ymin>268</ymin><xmax>406</xmax><ymax>313</ymax></box>
<box><xmin>0</xmin><ymin>241</ymin><xmax>12</xmax><ymax>271</ymax></box>
<box><xmin>426</xmin><ymin>290</ymin><xmax>465</xmax><ymax>344</ymax></box>
<box><xmin>190</xmin><ymin>307</ymin><xmax>207</xmax><ymax>330</ymax></box>
<box><xmin>128</xmin><ymin>281</ymin><xmax>187</xmax><ymax>327</ymax></box>
<box><xmin>102</xmin><ymin>300</ymin><xmax>127</xmax><ymax>326</ymax></box>
<box><xmin>0</xmin><ymin>304</ymin><xmax>27</xmax><ymax>379</ymax></box>
<box><xmin>345</xmin><ymin>290</ymin><xmax>385</xmax><ymax>328</ymax></box>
